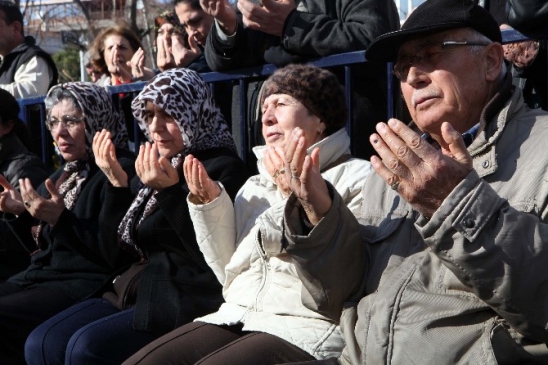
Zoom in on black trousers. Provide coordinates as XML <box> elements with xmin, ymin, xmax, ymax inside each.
<box><xmin>0</xmin><ymin>282</ymin><xmax>75</xmax><ymax>365</ymax></box>
<box><xmin>123</xmin><ymin>321</ymin><xmax>316</xmax><ymax>365</ymax></box>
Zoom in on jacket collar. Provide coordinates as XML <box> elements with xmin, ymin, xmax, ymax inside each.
<box><xmin>6</xmin><ymin>36</ymin><xmax>36</xmax><ymax>57</ymax></box>
<box><xmin>469</xmin><ymin>71</ymin><xmax>521</xmax><ymax>177</ymax></box>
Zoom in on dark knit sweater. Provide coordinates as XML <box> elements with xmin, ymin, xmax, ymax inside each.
<box><xmin>8</xmin><ymin>149</ymin><xmax>136</xmax><ymax>301</ymax></box>
<box><xmin>101</xmin><ymin>147</ymin><xmax>250</xmax><ymax>336</ymax></box>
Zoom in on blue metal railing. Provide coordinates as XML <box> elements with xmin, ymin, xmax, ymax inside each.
<box><xmin>17</xmin><ymin>50</ymin><xmax>383</xmax><ymax>169</ymax></box>
<box><xmin>16</xmin><ymin>28</ymin><xmax>547</xmax><ymax>170</ymax></box>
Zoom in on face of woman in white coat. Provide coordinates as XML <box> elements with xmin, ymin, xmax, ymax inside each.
<box><xmin>261</xmin><ymin>93</ymin><xmax>326</xmax><ymax>150</ymax></box>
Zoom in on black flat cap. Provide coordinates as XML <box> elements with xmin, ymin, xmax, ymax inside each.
<box><xmin>366</xmin><ymin>0</ymin><xmax>502</xmax><ymax>62</ymax></box>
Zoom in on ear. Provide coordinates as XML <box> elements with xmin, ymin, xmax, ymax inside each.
<box><xmin>317</xmin><ymin>121</ymin><xmax>326</xmax><ymax>135</ymax></box>
<box><xmin>483</xmin><ymin>43</ymin><xmax>504</xmax><ymax>82</ymax></box>
<box><xmin>5</xmin><ymin>120</ymin><xmax>14</xmax><ymax>133</ymax></box>
<box><xmin>11</xmin><ymin>20</ymin><xmax>23</xmax><ymax>37</ymax></box>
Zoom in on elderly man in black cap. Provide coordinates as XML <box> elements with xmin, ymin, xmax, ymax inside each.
<box><xmin>279</xmin><ymin>0</ymin><xmax>548</xmax><ymax>364</ymax></box>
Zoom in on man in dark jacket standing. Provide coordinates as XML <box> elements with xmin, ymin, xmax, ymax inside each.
<box><xmin>199</xmin><ymin>0</ymin><xmax>400</xmax><ymax>164</ymax></box>
<box><xmin>0</xmin><ymin>1</ymin><xmax>58</xmax><ymax>99</ymax></box>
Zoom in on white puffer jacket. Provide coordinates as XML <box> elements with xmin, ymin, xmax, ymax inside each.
<box><xmin>188</xmin><ymin>129</ymin><xmax>371</xmax><ymax>359</ymax></box>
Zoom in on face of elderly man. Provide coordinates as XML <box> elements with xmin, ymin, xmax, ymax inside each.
<box><xmin>397</xmin><ymin>28</ymin><xmax>504</xmax><ymax>141</ymax></box>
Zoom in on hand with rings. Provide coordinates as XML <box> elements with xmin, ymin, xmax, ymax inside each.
<box><xmin>284</xmin><ymin>128</ymin><xmax>331</xmax><ymax>225</ymax></box>
<box><xmin>369</xmin><ymin>119</ymin><xmax>473</xmax><ymax>218</ymax></box>
<box><xmin>272</xmin><ymin>168</ymin><xmax>285</xmax><ymax>180</ymax></box>
<box><xmin>264</xmin><ymin>147</ymin><xmax>291</xmax><ymax>197</ymax></box>
<box><xmin>19</xmin><ymin>177</ymin><xmax>65</xmax><ymax>225</ymax></box>
<box><xmin>0</xmin><ymin>174</ymin><xmax>25</xmax><ymax>215</ymax></box>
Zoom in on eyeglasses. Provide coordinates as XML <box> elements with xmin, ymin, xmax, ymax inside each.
<box><xmin>46</xmin><ymin>115</ymin><xmax>85</xmax><ymax>131</ymax></box>
<box><xmin>393</xmin><ymin>41</ymin><xmax>489</xmax><ymax>81</ymax></box>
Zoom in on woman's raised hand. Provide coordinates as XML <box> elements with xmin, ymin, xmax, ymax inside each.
<box><xmin>157</xmin><ymin>36</ymin><xmax>175</xmax><ymax>71</ymax></box>
<box><xmin>183</xmin><ymin>154</ymin><xmax>221</xmax><ymax>204</ymax></box>
<box><xmin>130</xmin><ymin>47</ymin><xmax>146</xmax><ymax>80</ymax></box>
<box><xmin>263</xmin><ymin>146</ymin><xmax>291</xmax><ymax>197</ymax></box>
<box><xmin>93</xmin><ymin>129</ymin><xmax>128</xmax><ymax>187</ymax></box>
<box><xmin>136</xmin><ymin>142</ymin><xmax>179</xmax><ymax>191</ymax></box>
<box><xmin>20</xmin><ymin>178</ymin><xmax>65</xmax><ymax>225</ymax></box>
<box><xmin>284</xmin><ymin>128</ymin><xmax>331</xmax><ymax>225</ymax></box>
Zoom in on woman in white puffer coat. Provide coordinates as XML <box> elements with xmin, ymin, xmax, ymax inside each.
<box><xmin>123</xmin><ymin>64</ymin><xmax>372</xmax><ymax>365</ymax></box>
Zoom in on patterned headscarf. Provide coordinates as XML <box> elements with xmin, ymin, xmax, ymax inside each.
<box><xmin>131</xmin><ymin>68</ymin><xmax>236</xmax><ymax>153</ymax></box>
<box><xmin>47</xmin><ymin>82</ymin><xmax>130</xmax><ymax>151</ymax></box>
<box><xmin>45</xmin><ymin>82</ymin><xmax>129</xmax><ymax>208</ymax></box>
<box><xmin>33</xmin><ymin>82</ymin><xmax>129</xmax><ymax>248</ymax></box>
<box><xmin>121</xmin><ymin>69</ymin><xmax>236</xmax><ymax>258</ymax></box>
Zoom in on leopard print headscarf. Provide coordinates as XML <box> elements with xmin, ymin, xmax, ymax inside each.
<box><xmin>32</xmin><ymin>82</ymin><xmax>129</xmax><ymax>248</ymax></box>
<box><xmin>48</xmin><ymin>82</ymin><xmax>130</xmax><ymax>152</ymax></box>
<box><xmin>46</xmin><ymin>82</ymin><xmax>129</xmax><ymax>208</ymax></box>
<box><xmin>120</xmin><ymin>69</ymin><xmax>235</xmax><ymax>258</ymax></box>
<box><xmin>131</xmin><ymin>68</ymin><xmax>236</xmax><ymax>154</ymax></box>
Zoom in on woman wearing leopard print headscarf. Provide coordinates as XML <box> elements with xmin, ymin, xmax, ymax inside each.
<box><xmin>25</xmin><ymin>69</ymin><xmax>250</xmax><ymax>365</ymax></box>
<box><xmin>0</xmin><ymin>82</ymin><xmax>137</xmax><ymax>364</ymax></box>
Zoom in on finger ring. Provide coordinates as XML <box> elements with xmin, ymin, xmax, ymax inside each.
<box><xmin>291</xmin><ymin>174</ymin><xmax>300</xmax><ymax>179</ymax></box>
<box><xmin>391</xmin><ymin>181</ymin><xmax>400</xmax><ymax>191</ymax></box>
<box><xmin>272</xmin><ymin>168</ymin><xmax>286</xmax><ymax>180</ymax></box>
<box><xmin>24</xmin><ymin>201</ymin><xmax>30</xmax><ymax>207</ymax></box>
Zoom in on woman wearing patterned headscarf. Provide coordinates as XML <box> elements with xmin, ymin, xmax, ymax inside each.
<box><xmin>25</xmin><ymin>69</ymin><xmax>250</xmax><ymax>365</ymax></box>
<box><xmin>0</xmin><ymin>82</ymin><xmax>137</xmax><ymax>364</ymax></box>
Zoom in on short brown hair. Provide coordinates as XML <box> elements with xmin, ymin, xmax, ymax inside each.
<box><xmin>89</xmin><ymin>25</ymin><xmax>143</xmax><ymax>74</ymax></box>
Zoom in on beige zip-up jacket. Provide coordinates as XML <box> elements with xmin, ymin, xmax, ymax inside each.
<box><xmin>284</xmin><ymin>85</ymin><xmax>548</xmax><ymax>364</ymax></box>
<box><xmin>188</xmin><ymin>129</ymin><xmax>372</xmax><ymax>359</ymax></box>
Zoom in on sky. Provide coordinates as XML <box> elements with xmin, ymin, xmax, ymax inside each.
<box><xmin>395</xmin><ymin>0</ymin><xmax>426</xmax><ymax>21</ymax></box>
